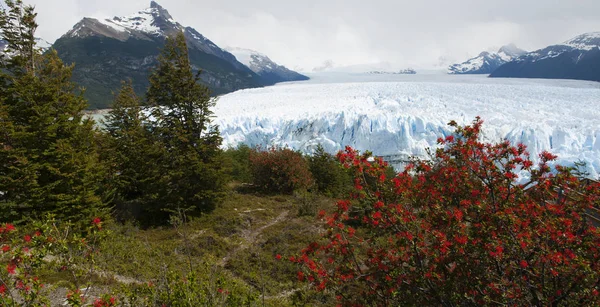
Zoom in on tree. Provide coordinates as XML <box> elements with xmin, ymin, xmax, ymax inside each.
<box><xmin>295</xmin><ymin>118</ymin><xmax>600</xmax><ymax>306</ymax></box>
<box><xmin>101</xmin><ymin>81</ymin><xmax>163</xmax><ymax>221</ymax></box>
<box><xmin>145</xmin><ymin>32</ymin><xmax>226</xmax><ymax>220</ymax></box>
<box><xmin>0</xmin><ymin>0</ymin><xmax>104</xmax><ymax>223</ymax></box>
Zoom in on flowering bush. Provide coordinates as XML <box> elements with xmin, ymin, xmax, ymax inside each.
<box><xmin>250</xmin><ymin>147</ymin><xmax>314</xmax><ymax>194</ymax></box>
<box><xmin>0</xmin><ymin>216</ymin><xmax>108</xmax><ymax>306</ymax></box>
<box><xmin>295</xmin><ymin>118</ymin><xmax>600</xmax><ymax>306</ymax></box>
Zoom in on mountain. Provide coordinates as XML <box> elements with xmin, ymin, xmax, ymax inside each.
<box><xmin>448</xmin><ymin>44</ymin><xmax>527</xmax><ymax>74</ymax></box>
<box><xmin>226</xmin><ymin>47</ymin><xmax>308</xmax><ymax>84</ymax></box>
<box><xmin>52</xmin><ymin>1</ymin><xmax>264</xmax><ymax>109</ymax></box>
<box><xmin>490</xmin><ymin>32</ymin><xmax>600</xmax><ymax>82</ymax></box>
<box><xmin>35</xmin><ymin>38</ymin><xmax>52</xmax><ymax>51</ymax></box>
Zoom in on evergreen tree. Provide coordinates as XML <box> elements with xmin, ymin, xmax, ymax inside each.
<box><xmin>102</xmin><ymin>81</ymin><xmax>163</xmax><ymax>222</ymax></box>
<box><xmin>145</xmin><ymin>32</ymin><xmax>226</xmax><ymax>220</ymax></box>
<box><xmin>0</xmin><ymin>1</ymin><xmax>104</xmax><ymax>223</ymax></box>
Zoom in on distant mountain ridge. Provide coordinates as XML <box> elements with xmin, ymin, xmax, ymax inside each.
<box><xmin>448</xmin><ymin>44</ymin><xmax>527</xmax><ymax>74</ymax></box>
<box><xmin>52</xmin><ymin>1</ymin><xmax>269</xmax><ymax>109</ymax></box>
<box><xmin>491</xmin><ymin>32</ymin><xmax>600</xmax><ymax>82</ymax></box>
<box><xmin>226</xmin><ymin>47</ymin><xmax>308</xmax><ymax>84</ymax></box>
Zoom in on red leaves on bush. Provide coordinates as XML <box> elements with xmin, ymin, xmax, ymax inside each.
<box><xmin>249</xmin><ymin>147</ymin><xmax>314</xmax><ymax>194</ymax></box>
<box><xmin>296</xmin><ymin>117</ymin><xmax>600</xmax><ymax>306</ymax></box>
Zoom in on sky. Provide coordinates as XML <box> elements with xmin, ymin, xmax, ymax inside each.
<box><xmin>20</xmin><ymin>0</ymin><xmax>600</xmax><ymax>71</ymax></box>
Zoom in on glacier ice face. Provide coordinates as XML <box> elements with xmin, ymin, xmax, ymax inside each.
<box><xmin>214</xmin><ymin>74</ymin><xmax>600</xmax><ymax>177</ymax></box>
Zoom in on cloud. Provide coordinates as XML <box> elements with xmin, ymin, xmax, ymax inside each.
<box><xmin>21</xmin><ymin>0</ymin><xmax>600</xmax><ymax>70</ymax></box>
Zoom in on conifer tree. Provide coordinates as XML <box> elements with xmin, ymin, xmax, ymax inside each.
<box><xmin>0</xmin><ymin>0</ymin><xmax>104</xmax><ymax>223</ymax></box>
<box><xmin>146</xmin><ymin>32</ymin><xmax>226</xmax><ymax>219</ymax></box>
<box><xmin>102</xmin><ymin>81</ymin><xmax>163</xmax><ymax>221</ymax></box>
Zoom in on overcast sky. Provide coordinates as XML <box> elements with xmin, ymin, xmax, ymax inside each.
<box><xmin>22</xmin><ymin>0</ymin><xmax>600</xmax><ymax>70</ymax></box>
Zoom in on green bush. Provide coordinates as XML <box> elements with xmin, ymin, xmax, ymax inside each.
<box><xmin>307</xmin><ymin>145</ymin><xmax>352</xmax><ymax>197</ymax></box>
<box><xmin>223</xmin><ymin>144</ymin><xmax>254</xmax><ymax>183</ymax></box>
<box><xmin>249</xmin><ymin>147</ymin><xmax>314</xmax><ymax>194</ymax></box>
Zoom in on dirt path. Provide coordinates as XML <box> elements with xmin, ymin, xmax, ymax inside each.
<box><xmin>218</xmin><ymin>210</ymin><xmax>289</xmax><ymax>267</ymax></box>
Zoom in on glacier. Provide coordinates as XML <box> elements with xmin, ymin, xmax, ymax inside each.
<box><xmin>214</xmin><ymin>73</ymin><xmax>600</xmax><ymax>177</ymax></box>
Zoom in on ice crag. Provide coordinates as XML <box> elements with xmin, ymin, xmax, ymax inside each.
<box><xmin>214</xmin><ymin>76</ymin><xmax>600</xmax><ymax>177</ymax></box>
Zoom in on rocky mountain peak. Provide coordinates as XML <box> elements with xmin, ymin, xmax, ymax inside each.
<box><xmin>148</xmin><ymin>1</ymin><xmax>174</xmax><ymax>22</ymax></box>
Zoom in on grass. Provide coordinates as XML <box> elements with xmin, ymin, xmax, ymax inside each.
<box><xmin>75</xmin><ymin>183</ymin><xmax>338</xmax><ymax>305</ymax></box>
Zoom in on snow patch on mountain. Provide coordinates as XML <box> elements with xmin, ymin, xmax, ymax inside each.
<box><xmin>226</xmin><ymin>47</ymin><xmax>309</xmax><ymax>84</ymax></box>
<box><xmin>95</xmin><ymin>12</ymin><xmax>162</xmax><ymax>35</ymax></box>
<box><xmin>66</xmin><ymin>1</ymin><xmax>183</xmax><ymax>40</ymax></box>
<box><xmin>226</xmin><ymin>48</ymin><xmax>258</xmax><ymax>66</ymax></box>
<box><xmin>448</xmin><ymin>44</ymin><xmax>527</xmax><ymax>74</ymax></box>
<box><xmin>35</xmin><ymin>38</ymin><xmax>52</xmax><ymax>50</ymax></box>
<box><xmin>214</xmin><ymin>76</ymin><xmax>600</xmax><ymax>177</ymax></box>
<box><xmin>516</xmin><ymin>32</ymin><xmax>600</xmax><ymax>63</ymax></box>
<box><xmin>563</xmin><ymin>32</ymin><xmax>600</xmax><ymax>51</ymax></box>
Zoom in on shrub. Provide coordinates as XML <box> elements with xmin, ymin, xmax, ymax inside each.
<box><xmin>0</xmin><ymin>216</ymin><xmax>109</xmax><ymax>306</ymax></box>
<box><xmin>294</xmin><ymin>118</ymin><xmax>600</xmax><ymax>306</ymax></box>
<box><xmin>308</xmin><ymin>145</ymin><xmax>352</xmax><ymax>198</ymax></box>
<box><xmin>249</xmin><ymin>147</ymin><xmax>314</xmax><ymax>194</ymax></box>
<box><xmin>223</xmin><ymin>144</ymin><xmax>254</xmax><ymax>183</ymax></box>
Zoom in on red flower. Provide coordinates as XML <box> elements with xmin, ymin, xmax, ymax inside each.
<box><xmin>0</xmin><ymin>284</ymin><xmax>6</xmax><ymax>296</ymax></box>
<box><xmin>318</xmin><ymin>210</ymin><xmax>327</xmax><ymax>218</ymax></box>
<box><xmin>5</xmin><ymin>224</ymin><xmax>15</xmax><ymax>232</ymax></box>
<box><xmin>93</xmin><ymin>299</ymin><xmax>103</xmax><ymax>307</ymax></box>
<box><xmin>1</xmin><ymin>245</ymin><xmax>9</xmax><ymax>253</ymax></box>
<box><xmin>520</xmin><ymin>260</ymin><xmax>528</xmax><ymax>268</ymax></box>
<box><xmin>275</xmin><ymin>254</ymin><xmax>282</xmax><ymax>260</ymax></box>
<box><xmin>24</xmin><ymin>235</ymin><xmax>31</xmax><ymax>242</ymax></box>
<box><xmin>455</xmin><ymin>235</ymin><xmax>468</xmax><ymax>245</ymax></box>
<box><xmin>6</xmin><ymin>263</ymin><xmax>16</xmax><ymax>275</ymax></box>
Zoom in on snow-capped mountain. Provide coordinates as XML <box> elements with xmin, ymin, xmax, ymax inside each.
<box><xmin>53</xmin><ymin>1</ymin><xmax>264</xmax><ymax>109</ymax></box>
<box><xmin>226</xmin><ymin>47</ymin><xmax>308</xmax><ymax>85</ymax></box>
<box><xmin>35</xmin><ymin>38</ymin><xmax>52</xmax><ymax>51</ymax></box>
<box><xmin>491</xmin><ymin>32</ymin><xmax>600</xmax><ymax>81</ymax></box>
<box><xmin>448</xmin><ymin>44</ymin><xmax>527</xmax><ymax>74</ymax></box>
